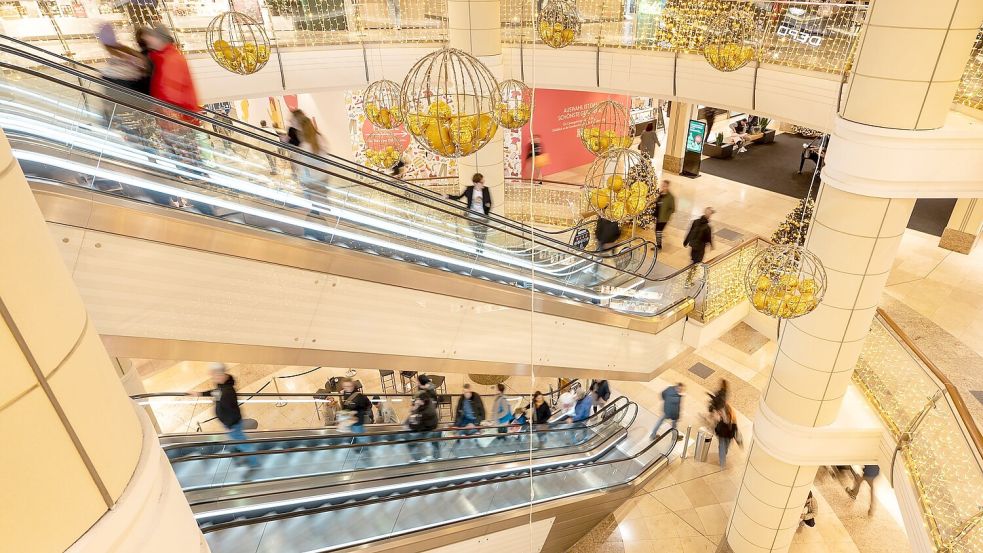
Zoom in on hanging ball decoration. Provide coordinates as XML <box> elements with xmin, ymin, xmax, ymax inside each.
<box><xmin>703</xmin><ymin>6</ymin><xmax>759</xmax><ymax>72</ymax></box>
<box><xmin>583</xmin><ymin>148</ymin><xmax>657</xmax><ymax>224</ymax></box>
<box><xmin>400</xmin><ymin>47</ymin><xmax>500</xmax><ymax>158</ymax></box>
<box><xmin>494</xmin><ymin>79</ymin><xmax>532</xmax><ymax>130</ymax></box>
<box><xmin>363</xmin><ymin>128</ymin><xmax>407</xmax><ymax>170</ymax></box>
<box><xmin>743</xmin><ymin>244</ymin><xmax>827</xmax><ymax>319</ymax></box>
<box><xmin>537</xmin><ymin>0</ymin><xmax>581</xmax><ymax>49</ymax></box>
<box><xmin>363</xmin><ymin>79</ymin><xmax>404</xmax><ymax>129</ymax></box>
<box><xmin>579</xmin><ymin>100</ymin><xmax>634</xmax><ymax>156</ymax></box>
<box><xmin>206</xmin><ymin>12</ymin><xmax>271</xmax><ymax>75</ymax></box>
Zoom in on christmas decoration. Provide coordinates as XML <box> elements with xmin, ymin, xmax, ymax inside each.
<box><xmin>494</xmin><ymin>79</ymin><xmax>532</xmax><ymax>130</ymax></box>
<box><xmin>400</xmin><ymin>47</ymin><xmax>500</xmax><ymax>158</ymax></box>
<box><xmin>579</xmin><ymin>100</ymin><xmax>633</xmax><ymax>156</ymax></box>
<box><xmin>744</xmin><ymin>244</ymin><xmax>826</xmax><ymax>319</ymax></box>
<box><xmin>363</xmin><ymin>128</ymin><xmax>406</xmax><ymax>170</ymax></box>
<box><xmin>703</xmin><ymin>4</ymin><xmax>759</xmax><ymax>71</ymax></box>
<box><xmin>772</xmin><ymin>197</ymin><xmax>814</xmax><ymax>247</ymax></box>
<box><xmin>363</xmin><ymin>79</ymin><xmax>404</xmax><ymax>129</ymax></box>
<box><xmin>583</xmin><ymin>148</ymin><xmax>656</xmax><ymax>224</ymax></box>
<box><xmin>652</xmin><ymin>0</ymin><xmax>731</xmax><ymax>51</ymax></box>
<box><xmin>206</xmin><ymin>12</ymin><xmax>271</xmax><ymax>75</ymax></box>
<box><xmin>537</xmin><ymin>0</ymin><xmax>581</xmax><ymax>48</ymax></box>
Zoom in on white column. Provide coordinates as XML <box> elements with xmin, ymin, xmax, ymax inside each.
<box><xmin>448</xmin><ymin>0</ymin><xmax>505</xmax><ymax>215</ymax></box>
<box><xmin>0</xmin><ymin>129</ymin><xmax>206</xmax><ymax>552</ymax></box>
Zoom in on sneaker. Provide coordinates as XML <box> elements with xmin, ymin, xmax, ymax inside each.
<box><xmin>739</xmin><ymin>147</ymin><xmax>748</xmax><ymax>153</ymax></box>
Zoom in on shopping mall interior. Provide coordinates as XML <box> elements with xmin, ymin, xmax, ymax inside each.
<box><xmin>3</xmin><ymin>0</ymin><xmax>983</xmax><ymax>552</ymax></box>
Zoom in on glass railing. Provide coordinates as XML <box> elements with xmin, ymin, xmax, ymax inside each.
<box><xmin>853</xmin><ymin>309</ymin><xmax>983</xmax><ymax>553</ymax></box>
<box><xmin>691</xmin><ymin>237</ymin><xmax>769</xmax><ymax>324</ymax></box>
<box><xmin>1</xmin><ymin>41</ymin><xmax>705</xmax><ymax>319</ymax></box>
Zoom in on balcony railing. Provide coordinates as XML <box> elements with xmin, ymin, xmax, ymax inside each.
<box><xmin>853</xmin><ymin>309</ymin><xmax>983</xmax><ymax>553</ymax></box>
<box><xmin>690</xmin><ymin>236</ymin><xmax>768</xmax><ymax>324</ymax></box>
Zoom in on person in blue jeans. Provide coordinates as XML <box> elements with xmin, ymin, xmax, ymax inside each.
<box><xmin>491</xmin><ymin>383</ymin><xmax>512</xmax><ymax>434</ymax></box>
<box><xmin>651</xmin><ymin>382</ymin><xmax>685</xmax><ymax>440</ymax></box>
<box><xmin>454</xmin><ymin>384</ymin><xmax>486</xmax><ymax>436</ymax></box>
<box><xmin>200</xmin><ymin>363</ymin><xmax>259</xmax><ymax>469</ymax></box>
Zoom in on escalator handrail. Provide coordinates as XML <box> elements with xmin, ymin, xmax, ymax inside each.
<box><xmin>200</xmin><ymin>425</ymin><xmax>680</xmax><ymax>534</ymax></box>
<box><xmin>167</xmin><ymin>396</ymin><xmax>632</xmax><ymax>460</ymax></box>
<box><xmin>0</xmin><ymin>36</ymin><xmax>655</xmax><ymax>264</ymax></box>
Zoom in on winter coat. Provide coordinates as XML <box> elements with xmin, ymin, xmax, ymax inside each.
<box><xmin>204</xmin><ymin>376</ymin><xmax>242</xmax><ymax>428</ymax></box>
<box><xmin>340</xmin><ymin>390</ymin><xmax>373</xmax><ymax>425</ymax></box>
<box><xmin>661</xmin><ymin>385</ymin><xmax>682</xmax><ymax>420</ymax></box>
<box><xmin>572</xmin><ymin>395</ymin><xmax>593</xmax><ymax>422</ymax></box>
<box><xmin>408</xmin><ymin>400</ymin><xmax>438</xmax><ymax>432</ymax></box>
<box><xmin>684</xmin><ymin>216</ymin><xmax>713</xmax><ymax>259</ymax></box>
<box><xmin>656</xmin><ymin>191</ymin><xmax>676</xmax><ymax>224</ymax></box>
<box><xmin>454</xmin><ymin>392</ymin><xmax>486</xmax><ymax>425</ymax></box>
<box><xmin>591</xmin><ymin>380</ymin><xmax>611</xmax><ymax>402</ymax></box>
<box><xmin>148</xmin><ymin>43</ymin><xmax>199</xmax><ymax>117</ymax></box>
<box><xmin>531</xmin><ymin>401</ymin><xmax>552</xmax><ymax>424</ymax></box>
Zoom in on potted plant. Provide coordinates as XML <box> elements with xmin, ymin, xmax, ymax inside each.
<box><xmin>704</xmin><ymin>132</ymin><xmax>733</xmax><ymax>159</ymax></box>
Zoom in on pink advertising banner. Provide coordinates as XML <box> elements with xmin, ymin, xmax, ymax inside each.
<box><xmin>521</xmin><ymin>89</ymin><xmax>630</xmax><ymax>178</ymax></box>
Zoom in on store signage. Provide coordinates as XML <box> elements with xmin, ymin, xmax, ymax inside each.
<box><xmin>777</xmin><ymin>25</ymin><xmax>823</xmax><ymax>46</ymax></box>
<box><xmin>685</xmin><ymin>120</ymin><xmax>706</xmax><ymax>154</ymax></box>
<box><xmin>572</xmin><ymin>228</ymin><xmax>591</xmax><ymax>249</ymax></box>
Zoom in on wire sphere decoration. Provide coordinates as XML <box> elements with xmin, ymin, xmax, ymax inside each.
<box><xmin>363</xmin><ymin>128</ymin><xmax>407</xmax><ymax>170</ymax></box>
<box><xmin>494</xmin><ymin>79</ymin><xmax>532</xmax><ymax>130</ymax></box>
<box><xmin>583</xmin><ymin>148</ymin><xmax>657</xmax><ymax>224</ymax></box>
<box><xmin>537</xmin><ymin>0</ymin><xmax>582</xmax><ymax>49</ymax></box>
<box><xmin>703</xmin><ymin>6</ymin><xmax>760</xmax><ymax>72</ymax></box>
<box><xmin>363</xmin><ymin>79</ymin><xmax>404</xmax><ymax>129</ymax></box>
<box><xmin>579</xmin><ymin>100</ymin><xmax>634</xmax><ymax>157</ymax></box>
<box><xmin>400</xmin><ymin>47</ymin><xmax>500</xmax><ymax>158</ymax></box>
<box><xmin>206</xmin><ymin>12</ymin><xmax>271</xmax><ymax>75</ymax></box>
<box><xmin>743</xmin><ymin>244</ymin><xmax>827</xmax><ymax>319</ymax></box>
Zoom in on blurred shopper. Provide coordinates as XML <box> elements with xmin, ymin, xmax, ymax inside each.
<box><xmin>556</xmin><ymin>387</ymin><xmax>577</xmax><ymax>419</ymax></box>
<box><xmin>711</xmin><ymin>401</ymin><xmax>738</xmax><ymax>469</ymax></box>
<box><xmin>258</xmin><ymin>119</ymin><xmax>280</xmax><ymax>175</ymax></box>
<box><xmin>684</xmin><ymin>207</ymin><xmax>715</xmax><ymax>263</ymax></box>
<box><xmin>529</xmin><ymin>391</ymin><xmax>552</xmax><ymax>425</ymax></box>
<box><xmin>654</xmin><ymin>180</ymin><xmax>676</xmax><ymax>249</ymax></box>
<box><xmin>454</xmin><ymin>383</ymin><xmax>485</xmax><ymax>434</ymax></box>
<box><xmin>847</xmin><ymin>464</ymin><xmax>880</xmax><ymax>516</ymax></box>
<box><xmin>144</xmin><ymin>24</ymin><xmax>198</xmax><ymax>115</ymax></box>
<box><xmin>800</xmin><ymin>491</ymin><xmax>818</xmax><ymax>528</ymax></box>
<box><xmin>524</xmin><ymin>134</ymin><xmax>548</xmax><ymax>184</ymax></box>
<box><xmin>339</xmin><ymin>377</ymin><xmax>372</xmax><ymax>434</ymax></box>
<box><xmin>97</xmin><ymin>23</ymin><xmax>150</xmax><ymax>94</ymax></box>
<box><xmin>491</xmin><ymin>383</ymin><xmax>512</xmax><ymax>434</ymax></box>
<box><xmin>730</xmin><ymin>118</ymin><xmax>751</xmax><ymax>153</ymax></box>
<box><xmin>590</xmin><ymin>379</ymin><xmax>611</xmax><ymax>414</ymax></box>
<box><xmin>708</xmin><ymin>379</ymin><xmax>729</xmax><ymax>411</ymax></box>
<box><xmin>289</xmin><ymin>109</ymin><xmax>323</xmax><ymax>155</ymax></box>
<box><xmin>638</xmin><ymin>122</ymin><xmax>660</xmax><ymax>157</ymax></box>
<box><xmin>703</xmin><ymin>107</ymin><xmax>721</xmax><ymax>139</ymax></box>
<box><xmin>594</xmin><ymin>216</ymin><xmax>621</xmax><ymax>251</ymax></box>
<box><xmin>509</xmin><ymin>406</ymin><xmax>528</xmax><ymax>431</ymax></box>
<box><xmin>651</xmin><ymin>382</ymin><xmax>684</xmax><ymax>439</ymax></box>
<box><xmin>406</xmin><ymin>394</ymin><xmax>440</xmax><ymax>461</ymax></box>
<box><xmin>416</xmin><ymin>374</ymin><xmax>438</xmax><ymax>403</ymax></box>
<box><xmin>199</xmin><ymin>363</ymin><xmax>259</xmax><ymax>469</ymax></box>
<box><xmin>447</xmin><ymin>173</ymin><xmax>492</xmax><ymax>253</ymax></box>
<box><xmin>374</xmin><ymin>395</ymin><xmax>399</xmax><ymax>424</ymax></box>
<box><xmin>566</xmin><ymin>388</ymin><xmax>593</xmax><ymax>423</ymax></box>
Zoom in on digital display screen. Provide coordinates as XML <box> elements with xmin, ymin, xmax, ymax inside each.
<box><xmin>686</xmin><ymin>120</ymin><xmax>707</xmax><ymax>153</ymax></box>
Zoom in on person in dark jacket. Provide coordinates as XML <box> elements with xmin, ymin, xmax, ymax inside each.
<box><xmin>654</xmin><ymin>180</ymin><xmax>676</xmax><ymax>249</ymax></box>
<box><xmin>340</xmin><ymin>377</ymin><xmax>373</xmax><ymax>434</ymax></box>
<box><xmin>590</xmin><ymin>379</ymin><xmax>611</xmax><ymax>414</ymax></box>
<box><xmin>684</xmin><ymin>207</ymin><xmax>715</xmax><ymax>264</ymax></box>
<box><xmin>200</xmin><ymin>363</ymin><xmax>259</xmax><ymax>468</ymax></box>
<box><xmin>447</xmin><ymin>173</ymin><xmax>492</xmax><ymax>252</ymax></box>
<box><xmin>594</xmin><ymin>216</ymin><xmax>621</xmax><ymax>251</ymax></box>
<box><xmin>454</xmin><ymin>384</ymin><xmax>486</xmax><ymax>434</ymax></box>
<box><xmin>407</xmin><ymin>395</ymin><xmax>440</xmax><ymax>461</ymax></box>
<box><xmin>529</xmin><ymin>391</ymin><xmax>552</xmax><ymax>425</ymax></box>
<box><xmin>416</xmin><ymin>374</ymin><xmax>438</xmax><ymax>404</ymax></box>
<box><xmin>651</xmin><ymin>382</ymin><xmax>684</xmax><ymax>439</ymax></box>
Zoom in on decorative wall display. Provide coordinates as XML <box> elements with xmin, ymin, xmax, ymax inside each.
<box><xmin>363</xmin><ymin>128</ymin><xmax>408</xmax><ymax>169</ymax></box>
<box><xmin>494</xmin><ymin>79</ymin><xmax>532</xmax><ymax>130</ymax></box>
<box><xmin>400</xmin><ymin>47</ymin><xmax>500</xmax><ymax>158</ymax></box>
<box><xmin>579</xmin><ymin>100</ymin><xmax>633</xmax><ymax>156</ymax></box>
<box><xmin>206</xmin><ymin>11</ymin><xmax>271</xmax><ymax>75</ymax></box>
<box><xmin>702</xmin><ymin>5</ymin><xmax>759</xmax><ymax>71</ymax></box>
<box><xmin>537</xmin><ymin>0</ymin><xmax>581</xmax><ymax>48</ymax></box>
<box><xmin>583</xmin><ymin>148</ymin><xmax>656</xmax><ymax>224</ymax></box>
<box><xmin>743</xmin><ymin>244</ymin><xmax>826</xmax><ymax>319</ymax></box>
<box><xmin>363</xmin><ymin>79</ymin><xmax>404</xmax><ymax>129</ymax></box>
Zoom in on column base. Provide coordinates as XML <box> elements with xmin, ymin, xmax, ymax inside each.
<box><xmin>939</xmin><ymin>227</ymin><xmax>979</xmax><ymax>254</ymax></box>
<box><xmin>67</xmin><ymin>405</ymin><xmax>208</xmax><ymax>553</ymax></box>
<box><xmin>663</xmin><ymin>155</ymin><xmax>683</xmax><ymax>175</ymax></box>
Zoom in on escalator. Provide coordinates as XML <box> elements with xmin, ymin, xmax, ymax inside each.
<box><xmin>1</xmin><ymin>36</ymin><xmax>703</xmax><ymax>374</ymax></box>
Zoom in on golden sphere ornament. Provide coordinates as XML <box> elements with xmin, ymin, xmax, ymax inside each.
<box><xmin>743</xmin><ymin>244</ymin><xmax>826</xmax><ymax>319</ymax></box>
<box><xmin>494</xmin><ymin>79</ymin><xmax>532</xmax><ymax>130</ymax></box>
<box><xmin>583</xmin><ymin>148</ymin><xmax>656</xmax><ymax>224</ymax></box>
<box><xmin>537</xmin><ymin>0</ymin><xmax>581</xmax><ymax>49</ymax></box>
<box><xmin>703</xmin><ymin>5</ymin><xmax>759</xmax><ymax>72</ymax></box>
<box><xmin>206</xmin><ymin>12</ymin><xmax>271</xmax><ymax>75</ymax></box>
<box><xmin>400</xmin><ymin>47</ymin><xmax>500</xmax><ymax>158</ymax></box>
<box><xmin>579</xmin><ymin>100</ymin><xmax>634</xmax><ymax>157</ymax></box>
<box><xmin>363</xmin><ymin>129</ymin><xmax>406</xmax><ymax>170</ymax></box>
<box><xmin>363</xmin><ymin>79</ymin><xmax>404</xmax><ymax>129</ymax></box>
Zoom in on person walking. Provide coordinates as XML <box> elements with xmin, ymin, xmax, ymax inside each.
<box><xmin>454</xmin><ymin>383</ymin><xmax>486</xmax><ymax>435</ymax></box>
<box><xmin>406</xmin><ymin>394</ymin><xmax>440</xmax><ymax>461</ymax></box>
<box><xmin>711</xmin><ymin>401</ymin><xmax>738</xmax><ymax>469</ymax></box>
<box><xmin>650</xmin><ymin>382</ymin><xmax>684</xmax><ymax>439</ymax></box>
<box><xmin>638</xmin><ymin>122</ymin><xmax>660</xmax><ymax>157</ymax></box>
<box><xmin>199</xmin><ymin>363</ymin><xmax>259</xmax><ymax>469</ymax></box>
<box><xmin>800</xmin><ymin>491</ymin><xmax>818</xmax><ymax>528</ymax></box>
<box><xmin>708</xmin><ymin>379</ymin><xmax>729</xmax><ymax>411</ymax></box>
<box><xmin>654</xmin><ymin>180</ymin><xmax>676</xmax><ymax>249</ymax></box>
<box><xmin>416</xmin><ymin>374</ymin><xmax>439</xmax><ymax>404</ymax></box>
<box><xmin>847</xmin><ymin>464</ymin><xmax>880</xmax><ymax>516</ymax></box>
<box><xmin>491</xmin><ymin>383</ymin><xmax>512</xmax><ymax>434</ymax></box>
<box><xmin>683</xmin><ymin>207</ymin><xmax>715</xmax><ymax>264</ymax></box>
<box><xmin>97</xmin><ymin>24</ymin><xmax>150</xmax><ymax>94</ymax></box>
<box><xmin>590</xmin><ymin>379</ymin><xmax>611</xmax><ymax>414</ymax></box>
<box><xmin>144</xmin><ymin>24</ymin><xmax>198</xmax><ymax>116</ymax></box>
<box><xmin>446</xmin><ymin>173</ymin><xmax>492</xmax><ymax>252</ymax></box>
<box><xmin>339</xmin><ymin>377</ymin><xmax>372</xmax><ymax>434</ymax></box>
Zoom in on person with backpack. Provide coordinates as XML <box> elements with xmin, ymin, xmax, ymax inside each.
<box><xmin>199</xmin><ymin>363</ymin><xmax>259</xmax><ymax>469</ymax></box>
<box><xmin>651</xmin><ymin>382</ymin><xmax>684</xmax><ymax>439</ymax></box>
<box><xmin>454</xmin><ymin>384</ymin><xmax>486</xmax><ymax>435</ymax></box>
<box><xmin>339</xmin><ymin>377</ymin><xmax>372</xmax><ymax>434</ymax></box>
<box><xmin>491</xmin><ymin>383</ymin><xmax>512</xmax><ymax>434</ymax></box>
